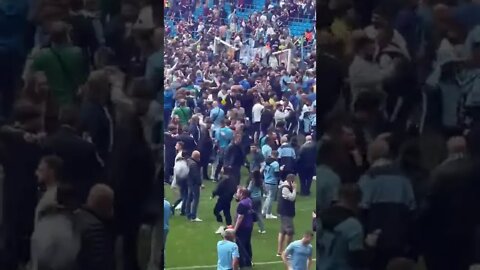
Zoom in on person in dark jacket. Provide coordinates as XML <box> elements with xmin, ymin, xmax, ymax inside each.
<box><xmin>199</xmin><ymin>117</ymin><xmax>213</xmax><ymax>180</ymax></box>
<box><xmin>0</xmin><ymin>102</ymin><xmax>43</xmax><ymax>270</ymax></box>
<box><xmin>177</xmin><ymin>125</ymin><xmax>197</xmax><ymax>157</ymax></box>
<box><xmin>108</xmin><ymin>78</ymin><xmax>155</xmax><ymax>270</ymax></box>
<box><xmin>68</xmin><ymin>0</ymin><xmax>100</xmax><ymax>64</ymax></box>
<box><xmin>233</xmin><ymin>187</ymin><xmax>255</xmax><ymax>268</ymax></box>
<box><xmin>260</xmin><ymin>103</ymin><xmax>274</xmax><ymax>137</ymax></box>
<box><xmin>212</xmin><ymin>167</ymin><xmax>237</xmax><ymax>233</ymax></box>
<box><xmin>75</xmin><ymin>184</ymin><xmax>115</xmax><ymax>270</ymax></box>
<box><xmin>79</xmin><ymin>70</ymin><xmax>114</xmax><ymax>163</ymax></box>
<box><xmin>317</xmin><ymin>37</ymin><xmax>344</xmax><ymax>125</ymax></box>
<box><xmin>43</xmin><ymin>105</ymin><xmax>103</xmax><ymax>207</ymax></box>
<box><xmin>417</xmin><ymin>135</ymin><xmax>477</xmax><ymax>270</ymax></box>
<box><xmin>296</xmin><ymin>135</ymin><xmax>316</xmax><ymax>195</ymax></box>
<box><xmin>358</xmin><ymin>139</ymin><xmax>416</xmax><ymax>270</ymax></box>
<box><xmin>224</xmin><ymin>134</ymin><xmax>245</xmax><ymax>186</ymax></box>
<box><xmin>104</xmin><ymin>1</ymin><xmax>140</xmax><ymax>73</ymax></box>
<box><xmin>277</xmin><ymin>174</ymin><xmax>297</xmax><ymax>256</ymax></box>
<box><xmin>188</xmin><ymin>115</ymin><xmax>201</xmax><ymax>145</ymax></box>
<box><xmin>278</xmin><ymin>136</ymin><xmax>296</xmax><ymax>181</ymax></box>
<box><xmin>164</xmin><ymin>124</ymin><xmax>178</xmax><ymax>183</ymax></box>
<box><xmin>186</xmin><ymin>151</ymin><xmax>202</xmax><ymax>221</ymax></box>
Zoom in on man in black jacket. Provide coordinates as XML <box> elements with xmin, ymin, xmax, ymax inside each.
<box><xmin>297</xmin><ymin>135</ymin><xmax>316</xmax><ymax>196</ymax></box>
<box><xmin>212</xmin><ymin>167</ymin><xmax>236</xmax><ymax>233</ymax></box>
<box><xmin>108</xmin><ymin>79</ymin><xmax>155</xmax><ymax>270</ymax></box>
<box><xmin>188</xmin><ymin>115</ymin><xmax>201</xmax><ymax>146</ymax></box>
<box><xmin>277</xmin><ymin>174</ymin><xmax>297</xmax><ymax>256</ymax></box>
<box><xmin>164</xmin><ymin>124</ymin><xmax>178</xmax><ymax>183</ymax></box>
<box><xmin>0</xmin><ymin>102</ymin><xmax>43</xmax><ymax>270</ymax></box>
<box><xmin>199</xmin><ymin>117</ymin><xmax>213</xmax><ymax>180</ymax></box>
<box><xmin>224</xmin><ymin>134</ymin><xmax>245</xmax><ymax>186</ymax></box>
<box><xmin>260</xmin><ymin>104</ymin><xmax>274</xmax><ymax>137</ymax></box>
<box><xmin>186</xmin><ymin>151</ymin><xmax>202</xmax><ymax>222</ymax></box>
<box><xmin>177</xmin><ymin>126</ymin><xmax>197</xmax><ymax>157</ymax></box>
<box><xmin>44</xmin><ymin>106</ymin><xmax>103</xmax><ymax>207</ymax></box>
<box><xmin>317</xmin><ymin>32</ymin><xmax>344</xmax><ymax>126</ymax></box>
<box><xmin>76</xmin><ymin>184</ymin><xmax>115</xmax><ymax>270</ymax></box>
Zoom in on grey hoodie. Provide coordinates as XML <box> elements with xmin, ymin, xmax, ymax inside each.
<box><xmin>31</xmin><ymin>209</ymin><xmax>80</xmax><ymax>270</ymax></box>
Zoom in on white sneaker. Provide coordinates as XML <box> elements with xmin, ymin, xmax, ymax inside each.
<box><xmin>175</xmin><ymin>201</ymin><xmax>182</xmax><ymax>210</ymax></box>
<box><xmin>266</xmin><ymin>214</ymin><xmax>278</xmax><ymax>219</ymax></box>
<box><xmin>258</xmin><ymin>230</ymin><xmax>266</xmax><ymax>234</ymax></box>
<box><xmin>215</xmin><ymin>226</ymin><xmax>225</xmax><ymax>234</ymax></box>
<box><xmin>191</xmin><ymin>218</ymin><xmax>203</xmax><ymax>222</ymax></box>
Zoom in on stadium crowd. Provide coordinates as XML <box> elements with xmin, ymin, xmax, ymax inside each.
<box><xmin>317</xmin><ymin>0</ymin><xmax>480</xmax><ymax>270</ymax></box>
<box><xmin>163</xmin><ymin>0</ymin><xmax>316</xmax><ymax>269</ymax></box>
<box><xmin>0</xmin><ymin>0</ymin><xmax>164</xmax><ymax>270</ymax></box>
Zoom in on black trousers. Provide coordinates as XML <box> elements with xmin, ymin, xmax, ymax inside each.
<box><xmin>119</xmin><ymin>216</ymin><xmax>141</xmax><ymax>270</ymax></box>
<box><xmin>213</xmin><ymin>198</ymin><xmax>232</xmax><ymax>225</ymax></box>
<box><xmin>299</xmin><ymin>167</ymin><xmax>315</xmax><ymax>195</ymax></box>
<box><xmin>214</xmin><ymin>160</ymin><xmax>224</xmax><ymax>181</ymax></box>
<box><xmin>202</xmin><ymin>162</ymin><xmax>210</xmax><ymax>180</ymax></box>
<box><xmin>236</xmin><ymin>226</ymin><xmax>253</xmax><ymax>267</ymax></box>
<box><xmin>230</xmin><ymin>166</ymin><xmax>241</xmax><ymax>186</ymax></box>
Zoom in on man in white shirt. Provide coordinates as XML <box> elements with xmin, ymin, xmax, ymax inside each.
<box><xmin>252</xmin><ymin>99</ymin><xmax>264</xmax><ymax>142</ymax></box>
<box><xmin>349</xmin><ymin>32</ymin><xmax>393</xmax><ymax>106</ymax></box>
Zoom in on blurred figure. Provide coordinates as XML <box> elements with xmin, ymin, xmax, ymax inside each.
<box><xmin>0</xmin><ymin>102</ymin><xmax>43</xmax><ymax>269</ymax></box>
<box><xmin>75</xmin><ymin>184</ymin><xmax>115</xmax><ymax>270</ymax></box>
<box><xmin>31</xmin><ymin>183</ymin><xmax>80</xmax><ymax>270</ymax></box>
<box><xmin>359</xmin><ymin>139</ymin><xmax>415</xmax><ymax>270</ymax></box>
<box><xmin>44</xmin><ymin>105</ymin><xmax>102</xmax><ymax>206</ymax></box>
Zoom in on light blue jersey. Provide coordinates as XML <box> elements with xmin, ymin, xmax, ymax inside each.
<box><xmin>284</xmin><ymin>240</ymin><xmax>313</xmax><ymax>270</ymax></box>
<box><xmin>217</xmin><ymin>240</ymin><xmax>239</xmax><ymax>270</ymax></box>
<box><xmin>216</xmin><ymin>127</ymin><xmax>234</xmax><ymax>149</ymax></box>
<box><xmin>210</xmin><ymin>107</ymin><xmax>225</xmax><ymax>129</ymax></box>
<box><xmin>261</xmin><ymin>144</ymin><xmax>272</xmax><ymax>158</ymax></box>
<box><xmin>263</xmin><ymin>161</ymin><xmax>279</xmax><ymax>185</ymax></box>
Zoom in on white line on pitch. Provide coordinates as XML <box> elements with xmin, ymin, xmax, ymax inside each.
<box><xmin>166</xmin><ymin>259</ymin><xmax>316</xmax><ymax>270</ymax></box>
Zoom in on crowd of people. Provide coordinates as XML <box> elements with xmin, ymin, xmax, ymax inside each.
<box><xmin>317</xmin><ymin>0</ymin><xmax>480</xmax><ymax>270</ymax></box>
<box><xmin>163</xmin><ymin>0</ymin><xmax>316</xmax><ymax>269</ymax></box>
<box><xmin>0</xmin><ymin>0</ymin><xmax>164</xmax><ymax>270</ymax></box>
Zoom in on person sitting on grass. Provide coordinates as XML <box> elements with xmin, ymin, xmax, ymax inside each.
<box><xmin>282</xmin><ymin>231</ymin><xmax>314</xmax><ymax>270</ymax></box>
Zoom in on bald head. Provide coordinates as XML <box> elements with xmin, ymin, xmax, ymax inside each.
<box><xmin>192</xmin><ymin>150</ymin><xmax>201</xmax><ymax>161</ymax></box>
<box><xmin>87</xmin><ymin>184</ymin><xmax>114</xmax><ymax>218</ymax></box>
<box><xmin>368</xmin><ymin>139</ymin><xmax>390</xmax><ymax>163</ymax></box>
<box><xmin>447</xmin><ymin>136</ymin><xmax>466</xmax><ymax>156</ymax></box>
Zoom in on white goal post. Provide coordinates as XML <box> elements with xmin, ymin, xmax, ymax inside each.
<box><xmin>214</xmin><ymin>37</ymin><xmax>292</xmax><ymax>72</ymax></box>
<box><xmin>272</xmin><ymin>48</ymin><xmax>292</xmax><ymax>72</ymax></box>
<box><xmin>213</xmin><ymin>37</ymin><xmax>239</xmax><ymax>56</ymax></box>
